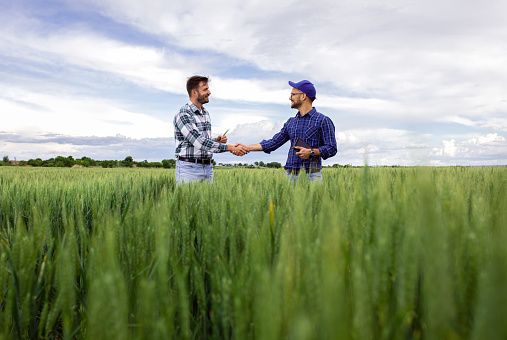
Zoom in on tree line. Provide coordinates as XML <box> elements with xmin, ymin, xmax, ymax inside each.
<box><xmin>1</xmin><ymin>155</ymin><xmax>173</xmax><ymax>168</ymax></box>
<box><xmin>1</xmin><ymin>155</ymin><xmax>286</xmax><ymax>168</ymax></box>
<box><xmin>2</xmin><ymin>155</ymin><xmax>359</xmax><ymax>169</ymax></box>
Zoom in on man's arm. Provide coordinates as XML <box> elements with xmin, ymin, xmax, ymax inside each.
<box><xmin>175</xmin><ymin>110</ymin><xmax>227</xmax><ymax>153</ymax></box>
<box><xmin>317</xmin><ymin>117</ymin><xmax>337</xmax><ymax>159</ymax></box>
<box><xmin>243</xmin><ymin>120</ymin><xmax>291</xmax><ymax>154</ymax></box>
<box><xmin>245</xmin><ymin>143</ymin><xmax>263</xmax><ymax>151</ymax></box>
<box><xmin>294</xmin><ymin>117</ymin><xmax>337</xmax><ymax>160</ymax></box>
<box><xmin>294</xmin><ymin>146</ymin><xmax>320</xmax><ymax>159</ymax></box>
<box><xmin>235</xmin><ymin>119</ymin><xmax>293</xmax><ymax>154</ymax></box>
<box><xmin>212</xmin><ymin>135</ymin><xmax>248</xmax><ymax>156</ymax></box>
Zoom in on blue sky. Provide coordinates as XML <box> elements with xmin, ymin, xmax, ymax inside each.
<box><xmin>1</xmin><ymin>0</ymin><xmax>506</xmax><ymax>166</ymax></box>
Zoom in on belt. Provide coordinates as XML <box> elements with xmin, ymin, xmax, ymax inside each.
<box><xmin>287</xmin><ymin>168</ymin><xmax>321</xmax><ymax>175</ymax></box>
<box><xmin>177</xmin><ymin>156</ymin><xmax>213</xmax><ymax>165</ymax></box>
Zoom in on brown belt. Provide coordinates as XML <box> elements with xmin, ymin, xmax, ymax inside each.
<box><xmin>287</xmin><ymin>168</ymin><xmax>321</xmax><ymax>175</ymax></box>
<box><xmin>177</xmin><ymin>156</ymin><xmax>213</xmax><ymax>165</ymax></box>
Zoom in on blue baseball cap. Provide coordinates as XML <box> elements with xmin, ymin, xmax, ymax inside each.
<box><xmin>288</xmin><ymin>80</ymin><xmax>316</xmax><ymax>100</ymax></box>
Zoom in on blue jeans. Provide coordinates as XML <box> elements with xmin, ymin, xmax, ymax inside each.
<box><xmin>176</xmin><ymin>160</ymin><xmax>214</xmax><ymax>184</ymax></box>
<box><xmin>286</xmin><ymin>170</ymin><xmax>323</xmax><ymax>183</ymax></box>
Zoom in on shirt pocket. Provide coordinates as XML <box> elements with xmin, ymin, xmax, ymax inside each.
<box><xmin>304</xmin><ymin>126</ymin><xmax>320</xmax><ymax>144</ymax></box>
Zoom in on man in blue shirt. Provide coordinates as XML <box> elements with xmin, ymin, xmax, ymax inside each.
<box><xmin>245</xmin><ymin>80</ymin><xmax>337</xmax><ymax>182</ymax></box>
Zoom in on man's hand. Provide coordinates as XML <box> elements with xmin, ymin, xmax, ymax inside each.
<box><xmin>216</xmin><ymin>135</ymin><xmax>228</xmax><ymax>144</ymax></box>
<box><xmin>294</xmin><ymin>146</ymin><xmax>311</xmax><ymax>160</ymax></box>
<box><xmin>229</xmin><ymin>143</ymin><xmax>249</xmax><ymax>156</ymax></box>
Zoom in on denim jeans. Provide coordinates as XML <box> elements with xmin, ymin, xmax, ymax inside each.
<box><xmin>286</xmin><ymin>170</ymin><xmax>323</xmax><ymax>183</ymax></box>
<box><xmin>176</xmin><ymin>160</ymin><xmax>214</xmax><ymax>184</ymax></box>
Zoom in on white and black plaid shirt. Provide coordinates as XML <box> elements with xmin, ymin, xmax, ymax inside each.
<box><xmin>173</xmin><ymin>102</ymin><xmax>227</xmax><ymax>159</ymax></box>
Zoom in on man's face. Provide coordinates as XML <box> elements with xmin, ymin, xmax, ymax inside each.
<box><xmin>290</xmin><ymin>89</ymin><xmax>304</xmax><ymax>109</ymax></box>
<box><xmin>196</xmin><ymin>81</ymin><xmax>211</xmax><ymax>105</ymax></box>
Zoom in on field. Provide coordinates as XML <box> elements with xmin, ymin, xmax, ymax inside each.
<box><xmin>0</xmin><ymin>166</ymin><xmax>505</xmax><ymax>339</ymax></box>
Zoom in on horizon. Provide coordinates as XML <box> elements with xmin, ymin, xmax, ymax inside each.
<box><xmin>3</xmin><ymin>155</ymin><xmax>506</xmax><ymax>169</ymax></box>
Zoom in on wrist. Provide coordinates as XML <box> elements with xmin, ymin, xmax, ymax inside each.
<box><xmin>248</xmin><ymin>143</ymin><xmax>263</xmax><ymax>151</ymax></box>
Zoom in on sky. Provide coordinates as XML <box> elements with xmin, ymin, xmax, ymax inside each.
<box><xmin>1</xmin><ymin>0</ymin><xmax>506</xmax><ymax>166</ymax></box>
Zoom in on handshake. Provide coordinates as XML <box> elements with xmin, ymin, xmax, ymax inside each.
<box><xmin>229</xmin><ymin>143</ymin><xmax>249</xmax><ymax>156</ymax></box>
<box><xmin>215</xmin><ymin>135</ymin><xmax>250</xmax><ymax>157</ymax></box>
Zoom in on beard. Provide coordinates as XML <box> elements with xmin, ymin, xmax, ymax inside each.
<box><xmin>291</xmin><ymin>99</ymin><xmax>301</xmax><ymax>109</ymax></box>
<box><xmin>197</xmin><ymin>92</ymin><xmax>209</xmax><ymax>105</ymax></box>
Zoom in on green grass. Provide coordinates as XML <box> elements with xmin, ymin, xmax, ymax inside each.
<box><xmin>0</xmin><ymin>166</ymin><xmax>505</xmax><ymax>339</ymax></box>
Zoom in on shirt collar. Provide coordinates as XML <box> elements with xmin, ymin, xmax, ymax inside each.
<box><xmin>296</xmin><ymin>107</ymin><xmax>316</xmax><ymax>118</ymax></box>
<box><xmin>188</xmin><ymin>101</ymin><xmax>207</xmax><ymax>115</ymax></box>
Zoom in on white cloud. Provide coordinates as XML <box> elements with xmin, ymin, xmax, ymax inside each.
<box><xmin>226</xmin><ymin>120</ymin><xmax>285</xmax><ymax>145</ymax></box>
<box><xmin>0</xmin><ymin>86</ymin><xmax>172</xmax><ymax>139</ymax></box>
<box><xmin>431</xmin><ymin>133</ymin><xmax>507</xmax><ymax>165</ymax></box>
<box><xmin>0</xmin><ymin>26</ymin><xmax>190</xmax><ymax>94</ymax></box>
<box><xmin>70</xmin><ymin>0</ymin><xmax>507</xmax><ymax>124</ymax></box>
<box><xmin>441</xmin><ymin>116</ymin><xmax>477</xmax><ymax>127</ymax></box>
<box><xmin>0</xmin><ymin>20</ymin><xmax>413</xmax><ymax>119</ymax></box>
<box><xmin>0</xmin><ymin>132</ymin><xmax>175</xmax><ymax>162</ymax></box>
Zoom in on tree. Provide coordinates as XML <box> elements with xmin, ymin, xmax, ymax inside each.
<box><xmin>66</xmin><ymin>156</ymin><xmax>75</xmax><ymax>167</ymax></box>
<box><xmin>28</xmin><ymin>158</ymin><xmax>42</xmax><ymax>167</ymax></box>
<box><xmin>2</xmin><ymin>156</ymin><xmax>9</xmax><ymax>163</ymax></box>
<box><xmin>266</xmin><ymin>162</ymin><xmax>282</xmax><ymax>169</ymax></box>
<box><xmin>122</xmin><ymin>156</ymin><xmax>134</xmax><ymax>167</ymax></box>
<box><xmin>162</xmin><ymin>159</ymin><xmax>176</xmax><ymax>168</ymax></box>
<box><xmin>53</xmin><ymin>156</ymin><xmax>75</xmax><ymax>167</ymax></box>
<box><xmin>80</xmin><ymin>156</ymin><xmax>96</xmax><ymax>167</ymax></box>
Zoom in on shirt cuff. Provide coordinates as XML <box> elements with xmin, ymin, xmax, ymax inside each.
<box><xmin>260</xmin><ymin>140</ymin><xmax>272</xmax><ymax>154</ymax></box>
<box><xmin>218</xmin><ymin>143</ymin><xmax>228</xmax><ymax>153</ymax></box>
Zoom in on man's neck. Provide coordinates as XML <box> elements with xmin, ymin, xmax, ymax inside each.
<box><xmin>190</xmin><ymin>98</ymin><xmax>202</xmax><ymax>111</ymax></box>
<box><xmin>298</xmin><ymin>103</ymin><xmax>313</xmax><ymax>116</ymax></box>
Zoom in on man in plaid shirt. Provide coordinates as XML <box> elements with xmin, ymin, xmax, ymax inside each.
<box><xmin>245</xmin><ymin>80</ymin><xmax>337</xmax><ymax>182</ymax></box>
<box><xmin>174</xmin><ymin>76</ymin><xmax>248</xmax><ymax>184</ymax></box>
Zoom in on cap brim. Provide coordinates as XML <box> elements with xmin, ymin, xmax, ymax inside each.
<box><xmin>288</xmin><ymin>81</ymin><xmax>298</xmax><ymax>88</ymax></box>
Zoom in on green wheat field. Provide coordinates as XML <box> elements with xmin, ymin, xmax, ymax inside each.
<box><xmin>0</xmin><ymin>166</ymin><xmax>505</xmax><ymax>339</ymax></box>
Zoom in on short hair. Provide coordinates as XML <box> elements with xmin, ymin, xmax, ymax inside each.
<box><xmin>186</xmin><ymin>76</ymin><xmax>209</xmax><ymax>97</ymax></box>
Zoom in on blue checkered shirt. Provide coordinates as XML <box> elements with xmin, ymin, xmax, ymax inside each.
<box><xmin>260</xmin><ymin>108</ymin><xmax>337</xmax><ymax>171</ymax></box>
<box><xmin>174</xmin><ymin>102</ymin><xmax>227</xmax><ymax>159</ymax></box>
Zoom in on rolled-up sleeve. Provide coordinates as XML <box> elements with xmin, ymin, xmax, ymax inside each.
<box><xmin>317</xmin><ymin>117</ymin><xmax>337</xmax><ymax>160</ymax></box>
<box><xmin>175</xmin><ymin>110</ymin><xmax>227</xmax><ymax>153</ymax></box>
<box><xmin>260</xmin><ymin>120</ymin><xmax>291</xmax><ymax>153</ymax></box>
